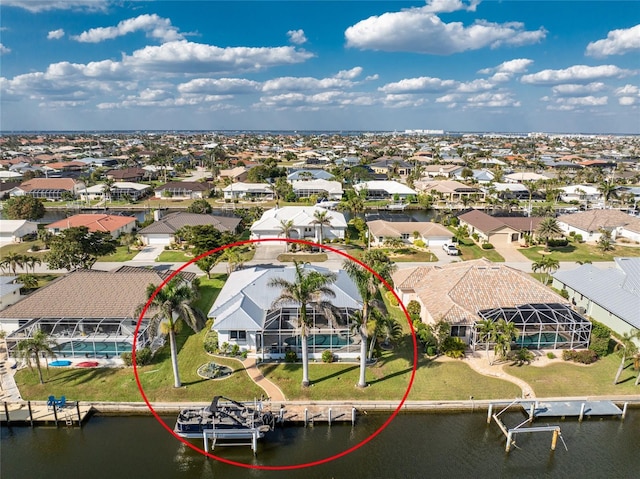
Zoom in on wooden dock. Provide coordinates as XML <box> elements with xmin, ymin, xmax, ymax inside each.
<box><xmin>274</xmin><ymin>404</ymin><xmax>356</xmax><ymax>426</ymax></box>
<box><xmin>521</xmin><ymin>400</ymin><xmax>624</xmax><ymax>420</ymax></box>
<box><xmin>1</xmin><ymin>401</ymin><xmax>93</xmax><ymax>427</ymax></box>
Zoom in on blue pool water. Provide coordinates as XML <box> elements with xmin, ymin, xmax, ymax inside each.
<box><xmin>55</xmin><ymin>341</ymin><xmax>132</xmax><ymax>357</ymax></box>
<box><xmin>518</xmin><ymin>332</ymin><xmax>566</xmax><ymax>348</ymax></box>
<box><xmin>284</xmin><ymin>334</ymin><xmax>352</xmax><ymax>348</ymax></box>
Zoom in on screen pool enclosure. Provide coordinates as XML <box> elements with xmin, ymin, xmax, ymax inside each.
<box><xmin>472</xmin><ymin>303</ymin><xmax>591</xmax><ymax>350</ymax></box>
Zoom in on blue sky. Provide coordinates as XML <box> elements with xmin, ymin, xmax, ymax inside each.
<box><xmin>1</xmin><ymin>1</ymin><xmax>639</xmax><ymax>133</ymax></box>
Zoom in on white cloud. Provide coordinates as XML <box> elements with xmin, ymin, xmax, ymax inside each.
<box><xmin>47</xmin><ymin>29</ymin><xmax>65</xmax><ymax>40</ymax></box>
<box><xmin>335</xmin><ymin>67</ymin><xmax>363</xmax><ymax>80</ymax></box>
<box><xmin>379</xmin><ymin>76</ymin><xmax>457</xmax><ymax>94</ymax></box>
<box><xmin>345</xmin><ymin>5</ymin><xmax>546</xmax><ymax>54</ymax></box>
<box><xmin>521</xmin><ymin>65</ymin><xmax>634</xmax><ymax>85</ymax></box>
<box><xmin>618</xmin><ymin>96</ymin><xmax>636</xmax><ymax>106</ymax></box>
<box><xmin>257</xmin><ymin>91</ymin><xmax>375</xmax><ymax>110</ymax></box>
<box><xmin>2</xmin><ymin>1</ymin><xmax>108</xmax><ymax>13</ymax></box>
<box><xmin>72</xmin><ymin>14</ymin><xmax>183</xmax><ymax>43</ymax></box>
<box><xmin>122</xmin><ymin>40</ymin><xmax>314</xmax><ymax>75</ymax></box>
<box><xmin>287</xmin><ymin>29</ymin><xmax>307</xmax><ymax>45</ymax></box>
<box><xmin>456</xmin><ymin>78</ymin><xmax>495</xmax><ymax>93</ymax></box>
<box><xmin>420</xmin><ymin>0</ymin><xmax>481</xmax><ymax>14</ymax></box>
<box><xmin>435</xmin><ymin>93</ymin><xmax>460</xmax><ymax>104</ymax></box>
<box><xmin>586</xmin><ymin>24</ymin><xmax>640</xmax><ymax>57</ymax></box>
<box><xmin>177</xmin><ymin>78</ymin><xmax>260</xmax><ymax>94</ymax></box>
<box><xmin>465</xmin><ymin>92</ymin><xmax>520</xmax><ymax>108</ymax></box>
<box><xmin>615</xmin><ymin>84</ymin><xmax>639</xmax><ymax>96</ymax></box>
<box><xmin>551</xmin><ymin>82</ymin><xmax>606</xmax><ymax>96</ymax></box>
<box><xmin>261</xmin><ymin>69</ymin><xmax>363</xmax><ymax>93</ymax></box>
<box><xmin>0</xmin><ymin>43</ymin><xmax>11</xmax><ymax>55</ymax></box>
<box><xmin>545</xmin><ymin>96</ymin><xmax>609</xmax><ymax>111</ymax></box>
<box><xmin>480</xmin><ymin>58</ymin><xmax>533</xmax><ymax>81</ymax></box>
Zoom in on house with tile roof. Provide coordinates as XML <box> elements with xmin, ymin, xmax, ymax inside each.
<box><xmin>291</xmin><ymin>179</ymin><xmax>343</xmax><ymax>200</ymax></box>
<box><xmin>250</xmin><ymin>206</ymin><xmax>347</xmax><ymax>242</ymax></box>
<box><xmin>222</xmin><ymin>182</ymin><xmax>273</xmax><ymax>200</ymax></box>
<box><xmin>12</xmin><ymin>178</ymin><xmax>85</xmax><ymax>200</ymax></box>
<box><xmin>106</xmin><ymin>167</ymin><xmax>151</xmax><ymax>182</ymax></box>
<box><xmin>366</xmin><ymin>220</ymin><xmax>452</xmax><ymax>247</ymax></box>
<box><xmin>208</xmin><ymin>265</ymin><xmax>362</xmax><ymax>359</ymax></box>
<box><xmin>414</xmin><ymin>180</ymin><xmax>484</xmax><ymax>203</ymax></box>
<box><xmin>353</xmin><ymin>180</ymin><xmax>417</xmax><ymax>200</ymax></box>
<box><xmin>552</xmin><ymin>258</ymin><xmax>640</xmax><ymax>345</ymax></box>
<box><xmin>79</xmin><ymin>181</ymin><xmax>151</xmax><ymax>201</ymax></box>
<box><xmin>458</xmin><ymin>209</ymin><xmax>542</xmax><ymax>245</ymax></box>
<box><xmin>393</xmin><ymin>258</ymin><xmax>591</xmax><ymax>350</ymax></box>
<box><xmin>0</xmin><ymin>267</ymin><xmax>194</xmax><ymax>358</ymax></box>
<box><xmin>46</xmin><ymin>214</ymin><xmax>136</xmax><ymax>239</ymax></box>
<box><xmin>138</xmin><ymin>212</ymin><xmax>241</xmax><ymax>246</ymax></box>
<box><xmin>557</xmin><ymin>209</ymin><xmax>640</xmax><ymax>243</ymax></box>
<box><xmin>154</xmin><ymin>181</ymin><xmax>211</xmax><ymax>199</ymax></box>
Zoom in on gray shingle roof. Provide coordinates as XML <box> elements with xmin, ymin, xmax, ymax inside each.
<box><xmin>553</xmin><ymin>258</ymin><xmax>640</xmax><ymax>328</ymax></box>
<box><xmin>138</xmin><ymin>212</ymin><xmax>241</xmax><ymax>235</ymax></box>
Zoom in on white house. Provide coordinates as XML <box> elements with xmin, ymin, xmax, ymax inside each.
<box><xmin>353</xmin><ymin>180</ymin><xmax>417</xmax><ymax>200</ymax></box>
<box><xmin>367</xmin><ymin>220</ymin><xmax>452</xmax><ymax>247</ymax></box>
<box><xmin>222</xmin><ymin>182</ymin><xmax>274</xmax><ymax>200</ymax></box>
<box><xmin>0</xmin><ymin>220</ymin><xmax>38</xmax><ymax>244</ymax></box>
<box><xmin>558</xmin><ymin>185</ymin><xmax>602</xmax><ymax>204</ymax></box>
<box><xmin>208</xmin><ymin>265</ymin><xmax>362</xmax><ymax>359</ymax></box>
<box><xmin>557</xmin><ymin>210</ymin><xmax>640</xmax><ymax>243</ymax></box>
<box><xmin>291</xmin><ymin>179</ymin><xmax>343</xmax><ymax>200</ymax></box>
<box><xmin>0</xmin><ymin>276</ymin><xmax>23</xmax><ymax>314</ymax></box>
<box><xmin>250</xmin><ymin>206</ymin><xmax>347</xmax><ymax>242</ymax></box>
<box><xmin>80</xmin><ymin>182</ymin><xmax>151</xmax><ymax>201</ymax></box>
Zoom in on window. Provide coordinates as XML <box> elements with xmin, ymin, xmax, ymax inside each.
<box><xmin>229</xmin><ymin>330</ymin><xmax>247</xmax><ymax>341</ymax></box>
<box><xmin>450</xmin><ymin>326</ymin><xmax>467</xmax><ymax>338</ymax></box>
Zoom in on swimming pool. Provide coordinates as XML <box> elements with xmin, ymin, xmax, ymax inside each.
<box><xmin>518</xmin><ymin>332</ymin><xmax>566</xmax><ymax>348</ymax></box>
<box><xmin>284</xmin><ymin>334</ymin><xmax>353</xmax><ymax>349</ymax></box>
<box><xmin>55</xmin><ymin>341</ymin><xmax>132</xmax><ymax>357</ymax></box>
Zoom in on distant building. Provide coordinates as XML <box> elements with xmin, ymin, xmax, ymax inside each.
<box><xmin>12</xmin><ymin>178</ymin><xmax>85</xmax><ymax>200</ymax></box>
<box><xmin>250</xmin><ymin>206</ymin><xmax>347</xmax><ymax>242</ymax></box>
<box><xmin>138</xmin><ymin>212</ymin><xmax>240</xmax><ymax>246</ymax></box>
<box><xmin>557</xmin><ymin>210</ymin><xmax>640</xmax><ymax>243</ymax></box>
<box><xmin>0</xmin><ymin>220</ymin><xmax>38</xmax><ymax>244</ymax></box>
<box><xmin>458</xmin><ymin>209</ymin><xmax>542</xmax><ymax>245</ymax></box>
<box><xmin>353</xmin><ymin>180</ymin><xmax>417</xmax><ymax>200</ymax></box>
<box><xmin>366</xmin><ymin>220</ymin><xmax>452</xmax><ymax>247</ymax></box>
<box><xmin>46</xmin><ymin>214</ymin><xmax>137</xmax><ymax>239</ymax></box>
<box><xmin>154</xmin><ymin>181</ymin><xmax>211</xmax><ymax>200</ymax></box>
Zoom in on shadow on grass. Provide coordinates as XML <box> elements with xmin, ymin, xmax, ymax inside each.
<box><xmin>310</xmin><ymin>365</ymin><xmax>358</xmax><ymax>385</ymax></box>
<box><xmin>367</xmin><ymin>366</ymin><xmax>414</xmax><ymax>385</ymax></box>
<box><xmin>44</xmin><ymin>367</ymin><xmax>120</xmax><ymax>386</ymax></box>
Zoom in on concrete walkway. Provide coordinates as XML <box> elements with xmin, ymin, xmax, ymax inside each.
<box><xmin>492</xmin><ymin>243</ymin><xmax>533</xmax><ymax>263</ymax></box>
<box><xmin>460</xmin><ymin>352</ymin><xmax>536</xmax><ymax>399</ymax></box>
<box><xmin>240</xmin><ymin>357</ymin><xmax>287</xmax><ymax>401</ymax></box>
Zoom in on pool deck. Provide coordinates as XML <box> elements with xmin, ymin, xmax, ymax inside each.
<box><xmin>521</xmin><ymin>400</ymin><xmax>623</xmax><ymax>418</ymax></box>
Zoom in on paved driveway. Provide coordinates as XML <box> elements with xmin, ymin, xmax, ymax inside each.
<box><xmin>492</xmin><ymin>243</ymin><xmax>532</xmax><ymax>263</ymax></box>
<box><xmin>130</xmin><ymin>245</ymin><xmax>165</xmax><ymax>262</ymax></box>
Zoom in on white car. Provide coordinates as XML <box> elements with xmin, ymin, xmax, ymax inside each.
<box><xmin>442</xmin><ymin>242</ymin><xmax>460</xmax><ymax>256</ymax></box>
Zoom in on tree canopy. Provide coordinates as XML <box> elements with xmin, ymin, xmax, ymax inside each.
<box><xmin>45</xmin><ymin>226</ymin><xmax>118</xmax><ymax>271</ymax></box>
<box><xmin>3</xmin><ymin>195</ymin><xmax>46</xmax><ymax>220</ymax></box>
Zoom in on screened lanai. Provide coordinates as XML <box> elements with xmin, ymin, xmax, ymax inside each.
<box><xmin>258</xmin><ymin>305</ymin><xmax>361</xmax><ymax>356</ymax></box>
<box><xmin>472</xmin><ymin>303</ymin><xmax>591</xmax><ymax>350</ymax></box>
<box><xmin>6</xmin><ymin>317</ymin><xmax>152</xmax><ymax>359</ymax></box>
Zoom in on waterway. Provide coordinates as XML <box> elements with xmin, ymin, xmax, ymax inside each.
<box><xmin>2</xmin><ymin>410</ymin><xmax>639</xmax><ymax>478</ymax></box>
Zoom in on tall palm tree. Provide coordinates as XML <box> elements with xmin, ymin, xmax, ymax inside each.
<box><xmin>215</xmin><ymin>246</ymin><xmax>245</xmax><ymax>274</ymax></box>
<box><xmin>0</xmin><ymin>253</ymin><xmax>25</xmax><ymax>275</ymax></box>
<box><xmin>268</xmin><ymin>261</ymin><xmax>337</xmax><ymax>387</ymax></box>
<box><xmin>279</xmin><ymin>219</ymin><xmax>295</xmax><ymax>252</ymax></box>
<box><xmin>535</xmin><ymin>217</ymin><xmax>562</xmax><ymax>249</ymax></box>
<box><xmin>493</xmin><ymin>319</ymin><xmax>519</xmax><ymax>361</ymax></box>
<box><xmin>141</xmin><ymin>278</ymin><xmax>206</xmax><ymax>388</ymax></box>
<box><xmin>342</xmin><ymin>260</ymin><xmax>384</xmax><ymax>388</ymax></box>
<box><xmin>17</xmin><ymin>331</ymin><xmax>57</xmax><ymax>384</ymax></box>
<box><xmin>531</xmin><ymin>255</ymin><xmax>560</xmax><ymax>285</ymax></box>
<box><xmin>312</xmin><ymin>209</ymin><xmax>332</xmax><ymax>245</ymax></box>
<box><xmin>23</xmin><ymin>255</ymin><xmax>42</xmax><ymax>274</ymax></box>
<box><xmin>613</xmin><ymin>330</ymin><xmax>639</xmax><ymax>385</ymax></box>
<box><xmin>598</xmin><ymin>180</ymin><xmax>618</xmax><ymax>209</ymax></box>
<box><xmin>476</xmin><ymin>319</ymin><xmax>497</xmax><ymax>365</ymax></box>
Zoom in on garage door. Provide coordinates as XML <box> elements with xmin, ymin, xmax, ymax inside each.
<box><xmin>146</xmin><ymin>235</ymin><xmax>170</xmax><ymax>245</ymax></box>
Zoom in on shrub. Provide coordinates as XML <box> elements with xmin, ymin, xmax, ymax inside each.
<box><xmin>414</xmin><ymin>239</ymin><xmax>426</xmax><ymax>248</ymax></box>
<box><xmin>386</xmin><ymin>290</ymin><xmax>399</xmax><ymax>307</ymax></box>
<box><xmin>508</xmin><ymin>348</ymin><xmax>535</xmax><ymax>365</ymax></box>
<box><xmin>322</xmin><ymin>350</ymin><xmax>334</xmax><ymax>363</ymax></box>
<box><xmin>558</xmin><ymin>289</ymin><xmax>569</xmax><ymax>299</ymax></box>
<box><xmin>240</xmin><ymin>350</ymin><xmax>248</xmax><ymax>359</ymax></box>
<box><xmin>591</xmin><ymin>322</ymin><xmax>612</xmax><ymax>339</ymax></box>
<box><xmin>441</xmin><ymin>336</ymin><xmax>466</xmax><ymax>358</ymax></box>
<box><xmin>231</xmin><ymin>344</ymin><xmax>240</xmax><ymax>356</ymax></box>
<box><xmin>407</xmin><ymin>300</ymin><xmax>421</xmax><ymax>320</ymax></box>
<box><xmin>31</xmin><ymin>244</ymin><xmax>40</xmax><ymax>252</ymax></box>
<box><xmin>547</xmin><ymin>238</ymin><xmax>569</xmax><ymax>247</ymax></box>
<box><xmin>121</xmin><ymin>352</ymin><xmax>133</xmax><ymax>366</ymax></box>
<box><xmin>471</xmin><ymin>233</ymin><xmax>479</xmax><ymax>241</ymax></box>
<box><xmin>563</xmin><ymin>349</ymin><xmax>598</xmax><ymax>364</ymax></box>
<box><xmin>574</xmin><ymin>234</ymin><xmax>583</xmax><ymax>243</ymax></box>
<box><xmin>135</xmin><ymin>347</ymin><xmax>152</xmax><ymax>366</ymax></box>
<box><xmin>284</xmin><ymin>350</ymin><xmax>298</xmax><ymax>363</ymax></box>
<box><xmin>481</xmin><ymin>243</ymin><xmax>494</xmax><ymax>249</ymax></box>
<box><xmin>204</xmin><ymin>332</ymin><xmax>219</xmax><ymax>354</ymax></box>
<box><xmin>589</xmin><ymin>337</ymin><xmax>613</xmax><ymax>358</ymax></box>
<box><xmin>546</xmin><ymin>352</ymin><xmax>556</xmax><ymax>359</ymax></box>
<box><xmin>426</xmin><ymin>346</ymin><xmax>437</xmax><ymax>357</ymax></box>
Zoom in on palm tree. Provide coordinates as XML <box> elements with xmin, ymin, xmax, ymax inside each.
<box><xmin>140</xmin><ymin>278</ymin><xmax>206</xmax><ymax>388</ymax></box>
<box><xmin>598</xmin><ymin>180</ymin><xmax>618</xmax><ymax>208</ymax></box>
<box><xmin>535</xmin><ymin>217</ymin><xmax>562</xmax><ymax>249</ymax></box>
<box><xmin>279</xmin><ymin>219</ymin><xmax>295</xmax><ymax>252</ymax></box>
<box><xmin>23</xmin><ymin>255</ymin><xmax>42</xmax><ymax>274</ymax></box>
<box><xmin>493</xmin><ymin>319</ymin><xmax>519</xmax><ymax>361</ymax></box>
<box><xmin>268</xmin><ymin>261</ymin><xmax>337</xmax><ymax>388</ymax></box>
<box><xmin>216</xmin><ymin>246</ymin><xmax>245</xmax><ymax>274</ymax></box>
<box><xmin>476</xmin><ymin>319</ymin><xmax>497</xmax><ymax>365</ymax></box>
<box><xmin>613</xmin><ymin>330</ymin><xmax>639</xmax><ymax>385</ymax></box>
<box><xmin>0</xmin><ymin>253</ymin><xmax>25</xmax><ymax>275</ymax></box>
<box><xmin>342</xmin><ymin>259</ymin><xmax>384</xmax><ymax>388</ymax></box>
<box><xmin>18</xmin><ymin>273</ymin><xmax>39</xmax><ymax>291</ymax></box>
<box><xmin>312</xmin><ymin>209</ymin><xmax>332</xmax><ymax>245</ymax></box>
<box><xmin>531</xmin><ymin>255</ymin><xmax>560</xmax><ymax>285</ymax></box>
<box><xmin>16</xmin><ymin>331</ymin><xmax>57</xmax><ymax>384</ymax></box>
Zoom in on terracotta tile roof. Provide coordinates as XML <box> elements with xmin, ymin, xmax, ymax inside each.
<box><xmin>46</xmin><ymin>214</ymin><xmax>136</xmax><ymax>233</ymax></box>
<box><xmin>138</xmin><ymin>212</ymin><xmax>240</xmax><ymax>235</ymax></box>
<box><xmin>557</xmin><ymin>209</ymin><xmax>640</xmax><ymax>234</ymax></box>
<box><xmin>459</xmin><ymin>209</ymin><xmax>543</xmax><ymax>233</ymax></box>
<box><xmin>394</xmin><ymin>259</ymin><xmax>566</xmax><ymax>325</ymax></box>
<box><xmin>0</xmin><ymin>268</ymin><xmax>185</xmax><ymax>319</ymax></box>
<box><xmin>19</xmin><ymin>178</ymin><xmax>79</xmax><ymax>191</ymax></box>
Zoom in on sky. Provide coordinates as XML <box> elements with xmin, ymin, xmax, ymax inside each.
<box><xmin>0</xmin><ymin>0</ymin><xmax>639</xmax><ymax>134</ymax></box>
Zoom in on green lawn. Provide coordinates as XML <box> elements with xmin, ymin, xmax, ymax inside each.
<box><xmin>277</xmin><ymin>253</ymin><xmax>328</xmax><ymax>262</ymax></box>
<box><xmin>193</xmin><ymin>274</ymin><xmax>227</xmax><ymax>313</ymax></box>
<box><xmin>156</xmin><ymin>250</ymin><xmax>193</xmax><ymax>262</ymax></box>
<box><xmin>349</xmin><ymin>247</ymin><xmax>437</xmax><ymax>263</ymax></box>
<box><xmin>98</xmin><ymin>245</ymin><xmax>137</xmax><ymax>262</ymax></box>
<box><xmin>0</xmin><ymin>241</ymin><xmax>47</xmax><ymax>258</ymax></box>
<box><xmin>518</xmin><ymin>242</ymin><xmax>640</xmax><ymax>262</ymax></box>
<box><xmin>506</xmin><ymin>354</ymin><xmax>640</xmax><ymax>397</ymax></box>
<box><xmin>459</xmin><ymin>244</ymin><xmax>505</xmax><ymax>262</ymax></box>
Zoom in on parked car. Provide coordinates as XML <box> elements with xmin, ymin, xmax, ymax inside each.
<box><xmin>442</xmin><ymin>242</ymin><xmax>460</xmax><ymax>256</ymax></box>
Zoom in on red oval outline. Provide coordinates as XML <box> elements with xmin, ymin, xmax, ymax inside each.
<box><xmin>133</xmin><ymin>237</ymin><xmax>417</xmax><ymax>470</ymax></box>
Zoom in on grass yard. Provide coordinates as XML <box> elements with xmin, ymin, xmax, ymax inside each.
<box><xmin>459</xmin><ymin>244</ymin><xmax>505</xmax><ymax>262</ymax></box>
<box><xmin>0</xmin><ymin>241</ymin><xmax>47</xmax><ymax>258</ymax></box>
<box><xmin>156</xmin><ymin>250</ymin><xmax>193</xmax><ymax>262</ymax></box>
<box><xmin>98</xmin><ymin>245</ymin><xmax>137</xmax><ymax>262</ymax></box>
<box><xmin>518</xmin><ymin>242</ymin><xmax>640</xmax><ymax>263</ymax></box>
<box><xmin>193</xmin><ymin>274</ymin><xmax>227</xmax><ymax>313</ymax></box>
<box><xmin>506</xmin><ymin>354</ymin><xmax>640</xmax><ymax>397</ymax></box>
<box><xmin>277</xmin><ymin>253</ymin><xmax>328</xmax><ymax>262</ymax></box>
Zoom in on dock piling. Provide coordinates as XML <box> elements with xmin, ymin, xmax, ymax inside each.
<box><xmin>52</xmin><ymin>404</ymin><xmax>59</xmax><ymax>427</ymax></box>
<box><xmin>27</xmin><ymin>401</ymin><xmax>34</xmax><ymax>427</ymax></box>
<box><xmin>3</xmin><ymin>402</ymin><xmax>9</xmax><ymax>427</ymax></box>
<box><xmin>304</xmin><ymin>408</ymin><xmax>308</xmax><ymax>426</ymax></box>
<box><xmin>579</xmin><ymin>403</ymin><xmax>586</xmax><ymax>422</ymax></box>
<box><xmin>551</xmin><ymin>429</ymin><xmax>559</xmax><ymax>450</ymax></box>
<box><xmin>622</xmin><ymin>402</ymin><xmax>628</xmax><ymax>420</ymax></box>
<box><xmin>351</xmin><ymin>407</ymin><xmax>356</xmax><ymax>426</ymax></box>
<box><xmin>328</xmin><ymin>408</ymin><xmax>332</xmax><ymax>426</ymax></box>
<box><xmin>487</xmin><ymin>403</ymin><xmax>493</xmax><ymax>424</ymax></box>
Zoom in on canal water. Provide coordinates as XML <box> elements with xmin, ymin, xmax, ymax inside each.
<box><xmin>2</xmin><ymin>410</ymin><xmax>639</xmax><ymax>478</ymax></box>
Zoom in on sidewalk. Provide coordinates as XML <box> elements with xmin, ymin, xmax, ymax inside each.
<box><xmin>241</xmin><ymin>357</ymin><xmax>286</xmax><ymax>402</ymax></box>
